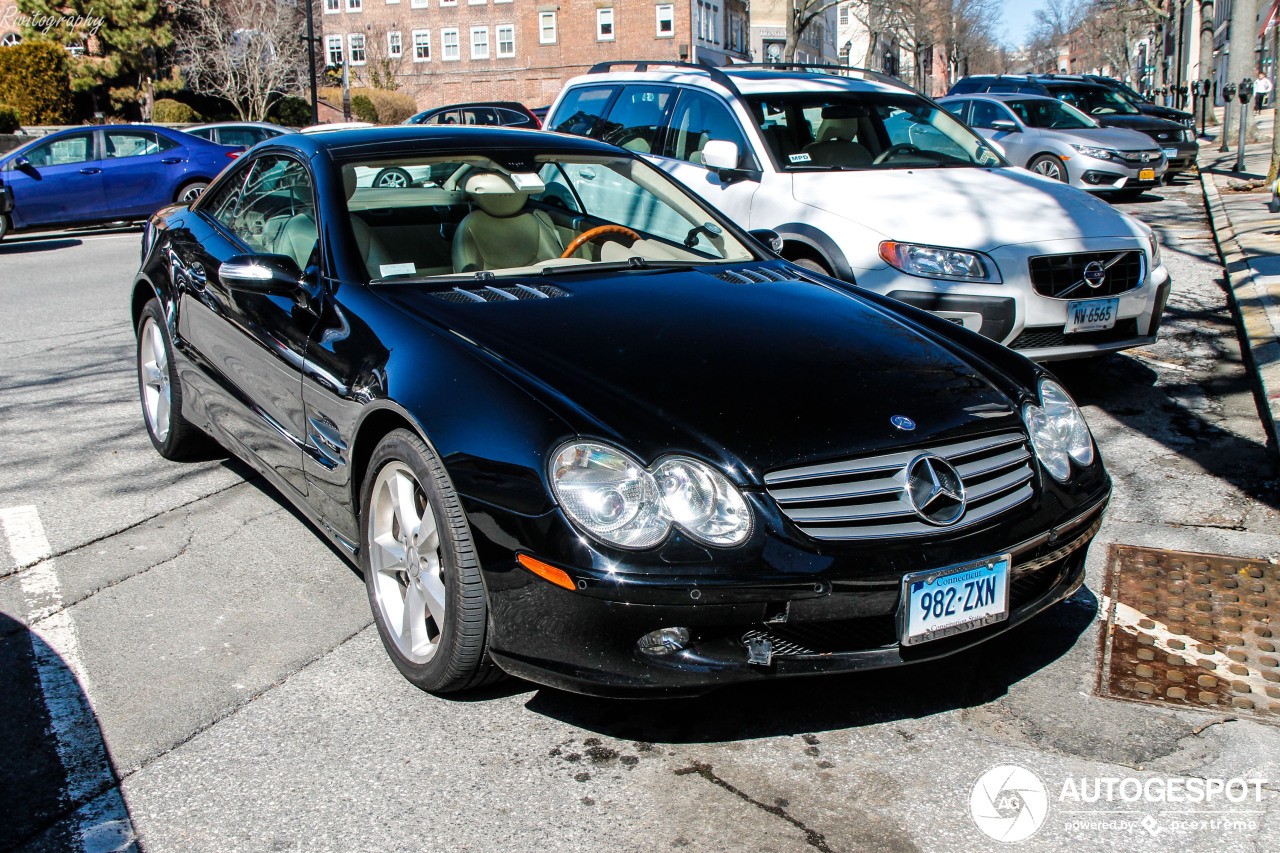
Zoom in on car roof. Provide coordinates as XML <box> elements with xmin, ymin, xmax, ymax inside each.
<box><xmin>564</xmin><ymin>65</ymin><xmax>913</xmax><ymax>101</ymax></box>
<box><xmin>950</xmin><ymin>93</ymin><xmax>1060</xmax><ymax>103</ymax></box>
<box><xmin>419</xmin><ymin>101</ymin><xmax>532</xmax><ymax>113</ymax></box>
<box><xmin>261</xmin><ymin>124</ymin><xmax>627</xmax><ymax>159</ymax></box>
<box><xmin>187</xmin><ymin>121</ymin><xmax>290</xmax><ymax>131</ymax></box>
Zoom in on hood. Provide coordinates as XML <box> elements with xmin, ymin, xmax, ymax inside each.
<box><xmin>793</xmin><ymin>166</ymin><xmax>1139</xmax><ymax>249</ymax></box>
<box><xmin>1091</xmin><ymin>113</ymin><xmax>1185</xmax><ymax>133</ymax></box>
<box><xmin>380</xmin><ymin>265</ymin><xmax>1026</xmax><ymax>479</ymax></box>
<box><xmin>1053</xmin><ymin>126</ymin><xmax>1163</xmax><ymax>151</ymax></box>
<box><xmin>1138</xmin><ymin>104</ymin><xmax>1192</xmax><ymax>123</ymax></box>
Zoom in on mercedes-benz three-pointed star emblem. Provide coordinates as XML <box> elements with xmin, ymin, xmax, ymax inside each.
<box><xmin>905</xmin><ymin>455</ymin><xmax>966</xmax><ymax>526</ymax></box>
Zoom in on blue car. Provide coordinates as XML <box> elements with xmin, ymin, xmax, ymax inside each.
<box><xmin>0</xmin><ymin>124</ymin><xmax>239</xmax><ymax>241</ymax></box>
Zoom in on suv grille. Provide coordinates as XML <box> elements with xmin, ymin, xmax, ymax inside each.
<box><xmin>1008</xmin><ymin>318</ymin><xmax>1140</xmax><ymax>350</ymax></box>
<box><xmin>430</xmin><ymin>284</ymin><xmax>569</xmax><ymax>303</ymax></box>
<box><xmin>1028</xmin><ymin>250</ymin><xmax>1144</xmax><ymax>299</ymax></box>
<box><xmin>764</xmin><ymin>432</ymin><xmax>1034</xmax><ymax>541</ymax></box>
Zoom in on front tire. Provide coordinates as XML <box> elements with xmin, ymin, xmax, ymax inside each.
<box><xmin>0</xmin><ymin>213</ymin><xmax>9</xmax><ymax>242</ymax></box>
<box><xmin>136</xmin><ymin>299</ymin><xmax>206</xmax><ymax>459</ymax></box>
<box><xmin>360</xmin><ymin>429</ymin><xmax>500</xmax><ymax>693</ymax></box>
<box><xmin>789</xmin><ymin>255</ymin><xmax>832</xmax><ymax>276</ymax></box>
<box><xmin>1029</xmin><ymin>154</ymin><xmax>1068</xmax><ymax>182</ymax></box>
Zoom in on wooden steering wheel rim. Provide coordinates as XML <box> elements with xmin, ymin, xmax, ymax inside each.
<box><xmin>560</xmin><ymin>225</ymin><xmax>642</xmax><ymax>259</ymax></box>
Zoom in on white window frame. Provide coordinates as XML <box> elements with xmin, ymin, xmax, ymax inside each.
<box><xmin>538</xmin><ymin>11</ymin><xmax>556</xmax><ymax>44</ymax></box>
<box><xmin>656</xmin><ymin>4</ymin><xmax>673</xmax><ymax>37</ymax></box>
<box><xmin>388</xmin><ymin>30</ymin><xmax>402</xmax><ymax>56</ymax></box>
<box><xmin>410</xmin><ymin>0</ymin><xmax>428</xmax><ymax>7</ymax></box>
<box><xmin>386</xmin><ymin>0</ymin><xmax>399</xmax><ymax>6</ymax></box>
<box><xmin>412</xmin><ymin>29</ymin><xmax>431</xmax><ymax>61</ymax></box>
<box><xmin>470</xmin><ymin>26</ymin><xmax>489</xmax><ymax>59</ymax></box>
<box><xmin>596</xmin><ymin>7</ymin><xmax>614</xmax><ymax>42</ymax></box>
<box><xmin>348</xmin><ymin>33</ymin><xmax>366</xmax><ymax>64</ymax></box>
<box><xmin>346</xmin><ymin>0</ymin><xmax>362</xmax><ymax>12</ymax></box>
<box><xmin>496</xmin><ymin>23</ymin><xmax>514</xmax><ymax>57</ymax></box>
<box><xmin>439</xmin><ymin>0</ymin><xmax>456</xmax><ymax>5</ymax></box>
<box><xmin>441</xmin><ymin>27</ymin><xmax>460</xmax><ymax>60</ymax></box>
<box><xmin>324</xmin><ymin>0</ymin><xmax>339</xmax><ymax>13</ymax></box>
<box><xmin>468</xmin><ymin>0</ymin><xmax>485</xmax><ymax>4</ymax></box>
<box><xmin>326</xmin><ymin>34</ymin><xmax>344</xmax><ymax>64</ymax></box>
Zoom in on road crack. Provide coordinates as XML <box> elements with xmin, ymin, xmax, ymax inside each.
<box><xmin>674</xmin><ymin>761</ymin><xmax>835</xmax><ymax>852</ymax></box>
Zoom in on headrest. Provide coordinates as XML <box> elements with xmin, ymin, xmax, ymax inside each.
<box><xmin>343</xmin><ymin>168</ymin><xmax>357</xmax><ymax>200</ymax></box>
<box><xmin>818</xmin><ymin>118</ymin><xmax>860</xmax><ymax>143</ymax></box>
<box><xmin>463</xmin><ymin>171</ymin><xmax>529</xmax><ymax>218</ymax></box>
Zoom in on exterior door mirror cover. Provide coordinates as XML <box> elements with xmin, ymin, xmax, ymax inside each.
<box><xmin>701</xmin><ymin>140</ymin><xmax>740</xmax><ymax>171</ymax></box>
<box><xmin>990</xmin><ymin>120</ymin><xmax>1019</xmax><ymax>133</ymax></box>
<box><xmin>13</xmin><ymin>156</ymin><xmax>33</xmax><ymax>171</ymax></box>
<box><xmin>219</xmin><ymin>253</ymin><xmax>304</xmax><ymax>296</ymax></box>
<box><xmin>749</xmin><ymin>229</ymin><xmax>784</xmax><ymax>253</ymax></box>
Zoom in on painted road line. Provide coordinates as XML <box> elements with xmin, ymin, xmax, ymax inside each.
<box><xmin>0</xmin><ymin>505</ymin><xmax>136</xmax><ymax>852</ymax></box>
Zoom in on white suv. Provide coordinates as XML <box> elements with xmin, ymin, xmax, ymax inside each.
<box><xmin>544</xmin><ymin>63</ymin><xmax>1171</xmax><ymax>361</ymax></box>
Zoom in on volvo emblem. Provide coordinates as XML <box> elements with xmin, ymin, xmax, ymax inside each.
<box><xmin>905</xmin><ymin>455</ymin><xmax>966</xmax><ymax>526</ymax></box>
<box><xmin>1082</xmin><ymin>260</ymin><xmax>1107</xmax><ymax>289</ymax></box>
<box><xmin>890</xmin><ymin>415</ymin><xmax>916</xmax><ymax>431</ymax></box>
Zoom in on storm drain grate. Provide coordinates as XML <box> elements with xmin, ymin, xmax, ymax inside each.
<box><xmin>1096</xmin><ymin>545</ymin><xmax>1280</xmax><ymax>724</ymax></box>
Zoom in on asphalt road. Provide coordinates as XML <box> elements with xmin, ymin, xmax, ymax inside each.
<box><xmin>1</xmin><ymin>178</ymin><xmax>1278</xmax><ymax>853</ymax></box>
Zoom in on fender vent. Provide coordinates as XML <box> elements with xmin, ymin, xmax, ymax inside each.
<box><xmin>711</xmin><ymin>266</ymin><xmax>821</xmax><ymax>285</ymax></box>
<box><xmin>431</xmin><ymin>284</ymin><xmax>570</xmax><ymax>303</ymax></box>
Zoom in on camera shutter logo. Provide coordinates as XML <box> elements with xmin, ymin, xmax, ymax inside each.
<box><xmin>970</xmin><ymin>765</ymin><xmax>1049</xmax><ymax>842</ymax></box>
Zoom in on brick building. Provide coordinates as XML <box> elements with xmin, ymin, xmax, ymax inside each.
<box><xmin>320</xmin><ymin>0</ymin><xmax>749</xmax><ymax>113</ymax></box>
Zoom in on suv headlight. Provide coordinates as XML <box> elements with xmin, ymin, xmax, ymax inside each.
<box><xmin>549</xmin><ymin>442</ymin><xmax>752</xmax><ymax>549</ymax></box>
<box><xmin>1069</xmin><ymin>144</ymin><xmax>1118</xmax><ymax>161</ymax></box>
<box><xmin>878</xmin><ymin>241</ymin><xmax>1001</xmax><ymax>283</ymax></box>
<box><xmin>1147</xmin><ymin>230</ymin><xmax>1161</xmax><ymax>267</ymax></box>
<box><xmin>1021</xmin><ymin>378</ymin><xmax>1094</xmax><ymax>483</ymax></box>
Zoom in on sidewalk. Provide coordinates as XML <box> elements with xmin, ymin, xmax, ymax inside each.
<box><xmin>1197</xmin><ymin>137</ymin><xmax>1280</xmax><ymax>459</ymax></box>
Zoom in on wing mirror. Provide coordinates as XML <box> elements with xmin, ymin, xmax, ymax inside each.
<box><xmin>749</xmin><ymin>229</ymin><xmax>784</xmax><ymax>253</ymax></box>
<box><xmin>702</xmin><ymin>140</ymin><xmax>752</xmax><ymax>183</ymax></box>
<box><xmin>13</xmin><ymin>156</ymin><xmax>34</xmax><ymax>172</ymax></box>
<box><xmin>219</xmin><ymin>254</ymin><xmax>305</xmax><ymax>297</ymax></box>
<box><xmin>990</xmin><ymin>119</ymin><xmax>1019</xmax><ymax>133</ymax></box>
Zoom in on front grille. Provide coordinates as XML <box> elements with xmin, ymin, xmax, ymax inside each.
<box><xmin>431</xmin><ymin>284</ymin><xmax>569</xmax><ymax>303</ymax></box>
<box><xmin>1115</xmin><ymin>149</ymin><xmax>1162</xmax><ymax>164</ymax></box>
<box><xmin>1028</xmin><ymin>250</ymin><xmax>1144</xmax><ymax>299</ymax></box>
<box><xmin>1008</xmin><ymin>318</ymin><xmax>1141</xmax><ymax>350</ymax></box>
<box><xmin>764</xmin><ymin>432</ymin><xmax>1034</xmax><ymax>541</ymax></box>
<box><xmin>710</xmin><ymin>266</ymin><xmax>820</xmax><ymax>285</ymax></box>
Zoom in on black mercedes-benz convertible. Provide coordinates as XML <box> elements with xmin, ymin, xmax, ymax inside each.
<box><xmin>130</xmin><ymin>126</ymin><xmax>1110</xmax><ymax>697</ymax></box>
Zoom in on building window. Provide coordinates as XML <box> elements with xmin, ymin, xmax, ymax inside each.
<box><xmin>441</xmin><ymin>27</ymin><xmax>460</xmax><ymax>60</ymax></box>
<box><xmin>656</xmin><ymin>4</ymin><xmax>673</xmax><ymax>37</ymax></box>
<box><xmin>324</xmin><ymin>0</ymin><xmax>339</xmax><ymax>13</ymax></box>
<box><xmin>596</xmin><ymin>7</ymin><xmax>614</xmax><ymax>41</ymax></box>
<box><xmin>411</xmin><ymin>0</ymin><xmax>427</xmax><ymax>7</ymax></box>
<box><xmin>326</xmin><ymin>34</ymin><xmax>343</xmax><ymax>64</ymax></box>
<box><xmin>470</xmin><ymin>26</ymin><xmax>489</xmax><ymax>59</ymax></box>
<box><xmin>413</xmin><ymin>29</ymin><xmax>431</xmax><ymax>61</ymax></box>
<box><xmin>538</xmin><ymin>11</ymin><xmax>556</xmax><ymax>44</ymax></box>
<box><xmin>348</xmin><ymin>33</ymin><xmax>366</xmax><ymax>64</ymax></box>
<box><xmin>496</xmin><ymin>24</ymin><xmax>515</xmax><ymax>57</ymax></box>
<box><xmin>388</xmin><ymin>31</ymin><xmax>402</xmax><ymax>57</ymax></box>
<box><xmin>839</xmin><ymin>4</ymin><xmax>849</xmax><ymax>27</ymax></box>
<box><xmin>386</xmin><ymin>0</ymin><xmax>399</xmax><ymax>6</ymax></box>
<box><xmin>439</xmin><ymin>0</ymin><xmax>456</xmax><ymax>5</ymax></box>
<box><xmin>346</xmin><ymin>0</ymin><xmax>361</xmax><ymax>11</ymax></box>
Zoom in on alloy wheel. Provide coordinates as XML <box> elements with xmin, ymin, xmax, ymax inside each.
<box><xmin>1032</xmin><ymin>159</ymin><xmax>1065</xmax><ymax>181</ymax></box>
<box><xmin>138</xmin><ymin>317</ymin><xmax>171</xmax><ymax>442</ymax></box>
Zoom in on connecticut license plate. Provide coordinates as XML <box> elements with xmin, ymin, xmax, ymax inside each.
<box><xmin>1065</xmin><ymin>297</ymin><xmax>1119</xmax><ymax>333</ymax></box>
<box><xmin>1162</xmin><ymin>148</ymin><xmax>1177</xmax><ymax>158</ymax></box>
<box><xmin>900</xmin><ymin>555</ymin><xmax>1010</xmax><ymax>646</ymax></box>
<box><xmin>1139</xmin><ymin>168</ymin><xmax>1156</xmax><ymax>181</ymax></box>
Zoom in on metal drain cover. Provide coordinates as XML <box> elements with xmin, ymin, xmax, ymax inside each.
<box><xmin>1097</xmin><ymin>545</ymin><xmax>1279</xmax><ymax>723</ymax></box>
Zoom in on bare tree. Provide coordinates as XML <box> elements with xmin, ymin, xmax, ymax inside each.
<box><xmin>357</xmin><ymin>30</ymin><xmax>405</xmax><ymax>91</ymax></box>
<box><xmin>782</xmin><ymin>0</ymin><xmax>844</xmax><ymax>62</ymax></box>
<box><xmin>173</xmin><ymin>0</ymin><xmax>308</xmax><ymax>121</ymax></box>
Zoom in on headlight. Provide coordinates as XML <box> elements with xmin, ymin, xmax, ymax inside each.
<box><xmin>1147</xmin><ymin>230</ymin><xmax>1161</xmax><ymax>267</ymax></box>
<box><xmin>549</xmin><ymin>442</ymin><xmax>752</xmax><ymax>549</ymax></box>
<box><xmin>878</xmin><ymin>241</ymin><xmax>1000</xmax><ymax>283</ymax></box>
<box><xmin>1069</xmin><ymin>144</ymin><xmax>1118</xmax><ymax>161</ymax></box>
<box><xmin>1021</xmin><ymin>378</ymin><xmax>1094</xmax><ymax>483</ymax></box>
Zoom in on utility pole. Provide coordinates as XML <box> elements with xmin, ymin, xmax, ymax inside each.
<box><xmin>302</xmin><ymin>0</ymin><xmax>320</xmax><ymax>125</ymax></box>
<box><xmin>1227</xmin><ymin>0</ymin><xmax>1260</xmax><ymax>145</ymax></box>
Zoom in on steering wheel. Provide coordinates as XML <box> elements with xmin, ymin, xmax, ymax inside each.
<box><xmin>873</xmin><ymin>143</ymin><xmax>922</xmax><ymax>165</ymax></box>
<box><xmin>561</xmin><ymin>225</ymin><xmax>642</xmax><ymax>258</ymax></box>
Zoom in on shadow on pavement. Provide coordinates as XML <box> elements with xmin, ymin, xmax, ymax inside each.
<box><xmin>525</xmin><ymin>588</ymin><xmax>1097</xmax><ymax>743</ymax></box>
<box><xmin>0</xmin><ymin>239</ymin><xmax>83</xmax><ymax>254</ymax></box>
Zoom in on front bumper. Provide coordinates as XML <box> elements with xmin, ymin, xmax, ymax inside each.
<box><xmin>1067</xmin><ymin>152</ymin><xmax>1167</xmax><ymax>193</ymax></box>
<box><xmin>483</xmin><ymin>490</ymin><xmax>1109</xmax><ymax>697</ymax></box>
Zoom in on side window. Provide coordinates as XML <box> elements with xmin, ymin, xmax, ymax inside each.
<box><xmin>942</xmin><ymin>100</ymin><xmax>970</xmax><ymax>122</ymax></box>
<box><xmin>969</xmin><ymin>101</ymin><xmax>1006</xmax><ymax>129</ymax></box>
<box><xmin>596</xmin><ymin>85</ymin><xmax>674</xmax><ymax>153</ymax></box>
<box><xmin>461</xmin><ymin>106</ymin><xmax>500</xmax><ymax>125</ymax></box>
<box><xmin>215</xmin><ymin>156</ymin><xmax>317</xmax><ymax>269</ymax></box>
<box><xmin>664</xmin><ymin>89</ymin><xmax>753</xmax><ymax>168</ymax></box>
<box><xmin>187</xmin><ymin>128</ymin><xmax>214</xmax><ymax>141</ymax></box>
<box><xmin>104</xmin><ymin>130</ymin><xmax>172</xmax><ymax>158</ymax></box>
<box><xmin>24</xmin><ymin>132</ymin><xmax>94</xmax><ymax>167</ymax></box>
<box><xmin>200</xmin><ymin>162</ymin><xmax>253</xmax><ymax>225</ymax></box>
<box><xmin>427</xmin><ymin>110</ymin><xmax>460</xmax><ymax>125</ymax></box>
<box><xmin>218</xmin><ymin>128</ymin><xmax>262</xmax><ymax>148</ymax></box>
<box><xmin>548</xmin><ymin>86</ymin><xmax>615</xmax><ymax>137</ymax></box>
<box><xmin>531</xmin><ymin>162</ymin><xmax>582</xmax><ymax>212</ymax></box>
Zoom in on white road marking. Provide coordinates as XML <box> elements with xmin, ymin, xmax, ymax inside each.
<box><xmin>0</xmin><ymin>505</ymin><xmax>136</xmax><ymax>852</ymax></box>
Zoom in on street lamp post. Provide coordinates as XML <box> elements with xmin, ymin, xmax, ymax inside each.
<box><xmin>301</xmin><ymin>0</ymin><xmax>320</xmax><ymax>125</ymax></box>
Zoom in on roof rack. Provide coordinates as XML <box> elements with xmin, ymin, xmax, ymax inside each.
<box><xmin>585</xmin><ymin>60</ymin><xmax>742</xmax><ymax>96</ymax></box>
<box><xmin>725</xmin><ymin>62</ymin><xmax>917</xmax><ymax>94</ymax></box>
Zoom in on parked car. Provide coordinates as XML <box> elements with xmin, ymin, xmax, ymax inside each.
<box><xmin>1080</xmin><ymin>75</ymin><xmax>1194</xmax><ymax>126</ymax></box>
<box><xmin>546</xmin><ymin>63</ymin><xmax>1172</xmax><ymax>361</ymax></box>
<box><xmin>403</xmin><ymin>101</ymin><xmax>539</xmax><ymax>129</ymax></box>
<box><xmin>183</xmin><ymin>121</ymin><xmax>294</xmax><ymax>149</ymax></box>
<box><xmin>130</xmin><ymin>125</ymin><xmax>1111</xmax><ymax>697</ymax></box>
<box><xmin>0</xmin><ymin>124</ymin><xmax>239</xmax><ymax>242</ymax></box>
<box><xmin>948</xmin><ymin>75</ymin><xmax>1197</xmax><ymax>177</ymax></box>
<box><xmin>940</xmin><ymin>94</ymin><xmax>1166</xmax><ymax>198</ymax></box>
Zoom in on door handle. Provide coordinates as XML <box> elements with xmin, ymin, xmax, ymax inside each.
<box><xmin>161</xmin><ymin>157</ymin><xmax>183</xmax><ymax>164</ymax></box>
<box><xmin>79</xmin><ymin>167</ymin><xmax>101</xmax><ymax>175</ymax></box>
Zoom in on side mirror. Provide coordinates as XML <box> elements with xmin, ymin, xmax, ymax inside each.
<box><xmin>701</xmin><ymin>140</ymin><xmax>740</xmax><ymax>171</ymax></box>
<box><xmin>749</xmin><ymin>229</ymin><xmax>784</xmax><ymax>253</ymax></box>
<box><xmin>219</xmin><ymin>253</ymin><xmax>304</xmax><ymax>297</ymax></box>
<box><xmin>990</xmin><ymin>119</ymin><xmax>1019</xmax><ymax>133</ymax></box>
<box><xmin>13</xmin><ymin>156</ymin><xmax>33</xmax><ymax>172</ymax></box>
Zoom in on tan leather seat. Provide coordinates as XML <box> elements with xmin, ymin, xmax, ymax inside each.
<box><xmin>802</xmin><ymin>117</ymin><xmax>873</xmax><ymax>167</ymax></box>
<box><xmin>452</xmin><ymin>172</ymin><xmax>563</xmax><ymax>273</ymax></box>
<box><xmin>342</xmin><ymin>169</ymin><xmax>394</xmax><ymax>279</ymax></box>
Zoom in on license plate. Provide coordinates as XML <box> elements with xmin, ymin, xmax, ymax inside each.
<box><xmin>1139</xmin><ymin>168</ymin><xmax>1156</xmax><ymax>181</ymax></box>
<box><xmin>1065</xmin><ymin>297</ymin><xmax>1119</xmax><ymax>333</ymax></box>
<box><xmin>1162</xmin><ymin>148</ymin><xmax>1177</xmax><ymax>157</ymax></box>
<box><xmin>900</xmin><ymin>555</ymin><xmax>1010</xmax><ymax>646</ymax></box>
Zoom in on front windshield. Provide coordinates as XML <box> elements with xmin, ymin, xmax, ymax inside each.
<box><xmin>1056</xmin><ymin>86</ymin><xmax>1141</xmax><ymax>116</ymax></box>
<box><xmin>339</xmin><ymin>152</ymin><xmax>755</xmax><ymax>281</ymax></box>
<box><xmin>1006</xmin><ymin>99</ymin><xmax>1098</xmax><ymax>130</ymax></box>
<box><xmin>747</xmin><ymin>91</ymin><xmax>1004</xmax><ymax>170</ymax></box>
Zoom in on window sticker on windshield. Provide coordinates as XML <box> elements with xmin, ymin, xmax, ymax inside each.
<box><xmin>788</xmin><ymin>153</ymin><xmax>812</xmax><ymax>163</ymax></box>
<box><xmin>379</xmin><ymin>263</ymin><xmax>417</xmax><ymax>277</ymax></box>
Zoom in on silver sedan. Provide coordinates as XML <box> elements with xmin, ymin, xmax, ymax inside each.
<box><xmin>939</xmin><ymin>94</ymin><xmax>1166</xmax><ymax>200</ymax></box>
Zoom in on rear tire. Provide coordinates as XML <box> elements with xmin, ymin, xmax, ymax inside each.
<box><xmin>175</xmin><ymin>180</ymin><xmax>208</xmax><ymax>204</ymax></box>
<box><xmin>1029</xmin><ymin>154</ymin><xmax>1068</xmax><ymax>182</ymax></box>
<box><xmin>136</xmin><ymin>299</ymin><xmax>208</xmax><ymax>459</ymax></box>
<box><xmin>0</xmin><ymin>214</ymin><xmax>9</xmax><ymax>242</ymax></box>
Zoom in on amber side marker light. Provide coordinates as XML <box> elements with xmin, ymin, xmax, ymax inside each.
<box><xmin>517</xmin><ymin>554</ymin><xmax>576</xmax><ymax>590</ymax></box>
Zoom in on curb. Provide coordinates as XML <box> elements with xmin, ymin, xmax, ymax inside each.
<box><xmin>1200</xmin><ymin>169</ymin><xmax>1280</xmax><ymax>462</ymax></box>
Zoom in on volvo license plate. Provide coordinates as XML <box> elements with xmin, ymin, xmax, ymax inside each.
<box><xmin>1139</xmin><ymin>168</ymin><xmax>1156</xmax><ymax>181</ymax></box>
<box><xmin>1065</xmin><ymin>297</ymin><xmax>1119</xmax><ymax>333</ymax></box>
<box><xmin>900</xmin><ymin>555</ymin><xmax>1010</xmax><ymax>646</ymax></box>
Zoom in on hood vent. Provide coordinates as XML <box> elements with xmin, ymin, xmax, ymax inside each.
<box><xmin>431</xmin><ymin>284</ymin><xmax>569</xmax><ymax>303</ymax></box>
<box><xmin>711</xmin><ymin>266</ymin><xmax>822</xmax><ymax>285</ymax></box>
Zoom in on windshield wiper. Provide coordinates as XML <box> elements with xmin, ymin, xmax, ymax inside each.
<box><xmin>540</xmin><ymin>258</ymin><xmax>710</xmax><ymax>276</ymax></box>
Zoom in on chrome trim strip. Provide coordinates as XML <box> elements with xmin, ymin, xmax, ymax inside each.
<box><xmin>764</xmin><ymin>432</ymin><xmax>1023</xmax><ymax>485</ymax></box>
<box><xmin>800</xmin><ymin>483</ymin><xmax>1033</xmax><ymax>540</ymax></box>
